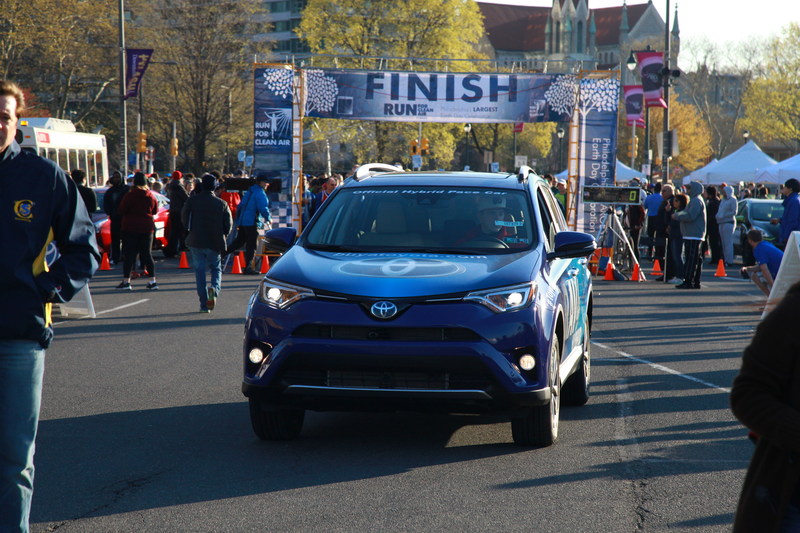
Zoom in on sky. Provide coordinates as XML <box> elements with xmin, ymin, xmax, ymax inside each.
<box><xmin>478</xmin><ymin>0</ymin><xmax>800</xmax><ymax>57</ymax></box>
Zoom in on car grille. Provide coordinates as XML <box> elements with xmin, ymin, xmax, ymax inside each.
<box><xmin>293</xmin><ymin>324</ymin><xmax>481</xmax><ymax>342</ymax></box>
<box><xmin>281</xmin><ymin>369</ymin><xmax>493</xmax><ymax>391</ymax></box>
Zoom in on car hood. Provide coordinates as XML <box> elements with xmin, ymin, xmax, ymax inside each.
<box><xmin>268</xmin><ymin>246</ymin><xmax>541</xmax><ymax>298</ymax></box>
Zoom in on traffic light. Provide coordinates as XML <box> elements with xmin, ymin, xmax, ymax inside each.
<box><xmin>632</xmin><ymin>136</ymin><xmax>638</xmax><ymax>156</ymax></box>
<box><xmin>410</xmin><ymin>139</ymin><xmax>419</xmax><ymax>156</ymax></box>
<box><xmin>170</xmin><ymin>137</ymin><xmax>179</xmax><ymax>157</ymax></box>
<box><xmin>136</xmin><ymin>131</ymin><xmax>147</xmax><ymax>153</ymax></box>
<box><xmin>420</xmin><ymin>137</ymin><xmax>430</xmax><ymax>156</ymax></box>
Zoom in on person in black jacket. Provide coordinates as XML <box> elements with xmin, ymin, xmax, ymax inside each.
<box><xmin>163</xmin><ymin>170</ymin><xmax>188</xmax><ymax>257</ymax></box>
<box><xmin>181</xmin><ymin>173</ymin><xmax>232</xmax><ymax>312</ymax></box>
<box><xmin>0</xmin><ymin>80</ymin><xmax>99</xmax><ymax>532</ymax></box>
<box><xmin>71</xmin><ymin>168</ymin><xmax>97</xmax><ymax>214</ymax></box>
<box><xmin>103</xmin><ymin>170</ymin><xmax>128</xmax><ymax>264</ymax></box>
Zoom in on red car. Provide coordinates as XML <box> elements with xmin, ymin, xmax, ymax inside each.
<box><xmin>91</xmin><ymin>187</ymin><xmax>171</xmax><ymax>254</ymax></box>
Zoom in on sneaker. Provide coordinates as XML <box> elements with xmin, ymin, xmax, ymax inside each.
<box><xmin>206</xmin><ymin>287</ymin><xmax>217</xmax><ymax>310</ymax></box>
<box><xmin>146</xmin><ymin>281</ymin><xmax>159</xmax><ymax>290</ymax></box>
<box><xmin>116</xmin><ymin>281</ymin><xmax>131</xmax><ymax>291</ymax></box>
<box><xmin>243</xmin><ymin>267</ymin><xmax>261</xmax><ymax>275</ymax></box>
<box><xmin>667</xmin><ymin>277</ymin><xmax>683</xmax><ymax>284</ymax></box>
<box><xmin>675</xmin><ymin>283</ymin><xmax>693</xmax><ymax>289</ymax></box>
<box><xmin>200</xmin><ymin>307</ymin><xmax>211</xmax><ymax>313</ymax></box>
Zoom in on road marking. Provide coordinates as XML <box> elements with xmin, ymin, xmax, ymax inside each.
<box><xmin>594</xmin><ymin>342</ymin><xmax>731</xmax><ymax>393</ymax></box>
<box><xmin>53</xmin><ymin>299</ymin><xmax>150</xmax><ymax>325</ymax></box>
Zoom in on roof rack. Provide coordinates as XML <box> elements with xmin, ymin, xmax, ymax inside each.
<box><xmin>353</xmin><ymin>163</ymin><xmax>405</xmax><ymax>181</ymax></box>
<box><xmin>517</xmin><ymin>165</ymin><xmax>536</xmax><ymax>183</ymax></box>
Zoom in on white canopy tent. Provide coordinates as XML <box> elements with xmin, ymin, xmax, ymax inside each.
<box><xmin>691</xmin><ymin>140</ymin><xmax>777</xmax><ymax>184</ymax></box>
<box><xmin>685</xmin><ymin>158</ymin><xmax>718</xmax><ymax>183</ymax></box>
<box><xmin>755</xmin><ymin>152</ymin><xmax>800</xmax><ymax>183</ymax></box>
<box><xmin>555</xmin><ymin>159</ymin><xmax>645</xmax><ymax>183</ymax></box>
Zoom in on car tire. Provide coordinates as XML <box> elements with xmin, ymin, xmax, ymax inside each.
<box><xmin>511</xmin><ymin>338</ymin><xmax>561</xmax><ymax>447</ymax></box>
<box><xmin>248</xmin><ymin>398</ymin><xmax>305</xmax><ymax>440</ymax></box>
<box><xmin>562</xmin><ymin>331</ymin><xmax>590</xmax><ymax>406</ymax></box>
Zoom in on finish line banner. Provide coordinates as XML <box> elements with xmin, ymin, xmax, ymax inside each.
<box><xmin>302</xmin><ymin>69</ymin><xmax>576</xmax><ymax>124</ymax></box>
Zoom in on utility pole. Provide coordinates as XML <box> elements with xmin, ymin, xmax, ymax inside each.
<box><xmin>118</xmin><ymin>0</ymin><xmax>128</xmax><ymax>175</ymax></box>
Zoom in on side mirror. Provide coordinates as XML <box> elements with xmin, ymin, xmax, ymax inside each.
<box><xmin>263</xmin><ymin>227</ymin><xmax>297</xmax><ymax>254</ymax></box>
<box><xmin>547</xmin><ymin>231</ymin><xmax>597</xmax><ymax>260</ymax></box>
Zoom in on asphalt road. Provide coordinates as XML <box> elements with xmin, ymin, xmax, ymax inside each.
<box><xmin>30</xmin><ymin>256</ymin><xmax>762</xmax><ymax>532</ymax></box>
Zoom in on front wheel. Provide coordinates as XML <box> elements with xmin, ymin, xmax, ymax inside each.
<box><xmin>249</xmin><ymin>398</ymin><xmax>305</xmax><ymax>441</ymax></box>
<box><xmin>562</xmin><ymin>333</ymin><xmax>591</xmax><ymax>406</ymax></box>
<box><xmin>512</xmin><ymin>338</ymin><xmax>561</xmax><ymax>447</ymax></box>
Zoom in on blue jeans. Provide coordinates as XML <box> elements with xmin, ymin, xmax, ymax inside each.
<box><xmin>190</xmin><ymin>247</ymin><xmax>222</xmax><ymax>308</ymax></box>
<box><xmin>0</xmin><ymin>341</ymin><xmax>45</xmax><ymax>533</ymax></box>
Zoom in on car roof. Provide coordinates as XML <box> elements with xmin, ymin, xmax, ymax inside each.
<box><xmin>342</xmin><ymin>170</ymin><xmax>541</xmax><ymax>191</ymax></box>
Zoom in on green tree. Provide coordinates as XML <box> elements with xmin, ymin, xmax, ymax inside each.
<box><xmin>740</xmin><ymin>23</ymin><xmax>800</xmax><ymax>152</ymax></box>
<box><xmin>131</xmin><ymin>0</ymin><xmax>271</xmax><ymax>173</ymax></box>
<box><xmin>297</xmin><ymin>0</ymin><xmax>488</xmax><ymax>167</ymax></box>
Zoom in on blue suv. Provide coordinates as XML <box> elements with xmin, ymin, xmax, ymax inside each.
<box><xmin>242</xmin><ymin>164</ymin><xmax>596</xmax><ymax>446</ymax></box>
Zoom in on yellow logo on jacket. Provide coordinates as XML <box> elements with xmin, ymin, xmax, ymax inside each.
<box><xmin>14</xmin><ymin>199</ymin><xmax>34</xmax><ymax>222</ymax></box>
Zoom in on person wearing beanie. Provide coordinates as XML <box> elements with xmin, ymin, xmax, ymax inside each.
<box><xmin>181</xmin><ymin>173</ymin><xmax>233</xmax><ymax>312</ymax></box>
<box><xmin>117</xmin><ymin>171</ymin><xmax>159</xmax><ymax>290</ymax></box>
<box><xmin>164</xmin><ymin>169</ymin><xmax>189</xmax><ymax>257</ymax></box>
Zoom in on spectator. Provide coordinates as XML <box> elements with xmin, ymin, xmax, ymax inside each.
<box><xmin>554</xmin><ymin>179</ymin><xmax>567</xmax><ymax>214</ymax></box>
<box><xmin>730</xmin><ymin>280</ymin><xmax>800</xmax><ymax>531</ymax></box>
<box><xmin>70</xmin><ymin>168</ymin><xmax>98</xmax><ymax>214</ymax></box>
<box><xmin>771</xmin><ymin>178</ymin><xmax>800</xmax><ymax>249</ymax></box>
<box><xmin>0</xmin><ymin>79</ymin><xmax>99</xmax><ymax>532</ymax></box>
<box><xmin>673</xmin><ymin>181</ymin><xmax>707</xmax><ymax>289</ymax></box>
<box><xmin>644</xmin><ymin>182</ymin><xmax>663</xmax><ymax>260</ymax></box>
<box><xmin>703</xmin><ymin>185</ymin><xmax>722</xmax><ymax>265</ymax></box>
<box><xmin>182</xmin><ymin>173</ymin><xmax>233</xmax><ymax>313</ymax></box>
<box><xmin>740</xmin><ymin>229</ymin><xmax>783</xmax><ymax>297</ymax></box>
<box><xmin>625</xmin><ymin>194</ymin><xmax>645</xmax><ymax>261</ymax></box>
<box><xmin>226</xmin><ymin>174</ymin><xmax>272</xmax><ymax>275</ymax></box>
<box><xmin>652</xmin><ymin>183</ymin><xmax>675</xmax><ymax>281</ymax></box>
<box><xmin>665</xmin><ymin>189</ymin><xmax>685</xmax><ymax>283</ymax></box>
<box><xmin>163</xmin><ymin>170</ymin><xmax>188</xmax><ymax>257</ymax></box>
<box><xmin>217</xmin><ymin>179</ymin><xmax>241</xmax><ymax>220</ymax></box>
<box><xmin>103</xmin><ymin>170</ymin><xmax>129</xmax><ymax>264</ymax></box>
<box><xmin>310</xmin><ymin>175</ymin><xmax>339</xmax><ymax>216</ymax></box>
<box><xmin>717</xmin><ymin>185</ymin><xmax>737</xmax><ymax>266</ymax></box>
<box><xmin>117</xmin><ymin>171</ymin><xmax>159</xmax><ymax>290</ymax></box>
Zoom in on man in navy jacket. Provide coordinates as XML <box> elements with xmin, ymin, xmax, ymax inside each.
<box><xmin>0</xmin><ymin>80</ymin><xmax>99</xmax><ymax>531</ymax></box>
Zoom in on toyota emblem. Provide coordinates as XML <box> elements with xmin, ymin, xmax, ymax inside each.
<box><xmin>370</xmin><ymin>301</ymin><xmax>398</xmax><ymax>319</ymax></box>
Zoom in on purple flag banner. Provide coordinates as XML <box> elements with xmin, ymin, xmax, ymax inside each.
<box><xmin>636</xmin><ymin>51</ymin><xmax>667</xmax><ymax>109</ymax></box>
<box><xmin>125</xmin><ymin>49</ymin><xmax>153</xmax><ymax>100</ymax></box>
<box><xmin>623</xmin><ymin>85</ymin><xmax>645</xmax><ymax>128</ymax></box>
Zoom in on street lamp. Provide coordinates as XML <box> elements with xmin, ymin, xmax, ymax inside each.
<box><xmin>743</xmin><ymin>130</ymin><xmax>750</xmax><ymax>144</ymax></box>
<box><xmin>626</xmin><ymin>45</ymin><xmax>653</xmax><ymax>178</ymax></box>
<box><xmin>556</xmin><ymin>127</ymin><xmax>565</xmax><ymax>171</ymax></box>
<box><xmin>464</xmin><ymin>123</ymin><xmax>472</xmax><ymax>170</ymax></box>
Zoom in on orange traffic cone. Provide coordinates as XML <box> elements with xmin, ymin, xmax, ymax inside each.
<box><xmin>178</xmin><ymin>251</ymin><xmax>190</xmax><ymax>269</ymax></box>
<box><xmin>231</xmin><ymin>254</ymin><xmax>243</xmax><ymax>274</ymax></box>
<box><xmin>99</xmin><ymin>252</ymin><xmax>112</xmax><ymax>271</ymax></box>
<box><xmin>631</xmin><ymin>263</ymin><xmax>646</xmax><ymax>282</ymax></box>
<box><xmin>260</xmin><ymin>254</ymin><xmax>270</xmax><ymax>274</ymax></box>
<box><xmin>604</xmin><ymin>261</ymin><xmax>616</xmax><ymax>281</ymax></box>
<box><xmin>714</xmin><ymin>259</ymin><xmax>727</xmax><ymax>277</ymax></box>
<box><xmin>650</xmin><ymin>259</ymin><xmax>663</xmax><ymax>276</ymax></box>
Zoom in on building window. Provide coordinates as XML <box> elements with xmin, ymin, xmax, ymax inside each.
<box><xmin>269</xmin><ymin>1</ymin><xmax>290</xmax><ymax>12</ymax></box>
<box><xmin>577</xmin><ymin>22</ymin><xmax>583</xmax><ymax>53</ymax></box>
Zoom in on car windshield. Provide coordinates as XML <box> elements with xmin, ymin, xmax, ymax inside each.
<box><xmin>750</xmin><ymin>202</ymin><xmax>783</xmax><ymax>221</ymax></box>
<box><xmin>304</xmin><ymin>186</ymin><xmax>536</xmax><ymax>253</ymax></box>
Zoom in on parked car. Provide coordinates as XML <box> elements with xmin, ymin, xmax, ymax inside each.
<box><xmin>734</xmin><ymin>199</ymin><xmax>784</xmax><ymax>265</ymax></box>
<box><xmin>91</xmin><ymin>187</ymin><xmax>171</xmax><ymax>254</ymax></box>
<box><xmin>242</xmin><ymin>164</ymin><xmax>596</xmax><ymax>447</ymax></box>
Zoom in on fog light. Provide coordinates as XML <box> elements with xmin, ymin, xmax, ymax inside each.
<box><xmin>248</xmin><ymin>348</ymin><xmax>265</xmax><ymax>364</ymax></box>
<box><xmin>519</xmin><ymin>354</ymin><xmax>536</xmax><ymax>371</ymax></box>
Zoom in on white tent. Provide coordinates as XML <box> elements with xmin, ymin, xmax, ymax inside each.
<box><xmin>555</xmin><ymin>159</ymin><xmax>645</xmax><ymax>183</ymax></box>
<box><xmin>694</xmin><ymin>140</ymin><xmax>777</xmax><ymax>184</ymax></box>
<box><xmin>685</xmin><ymin>158</ymin><xmax>718</xmax><ymax>183</ymax></box>
<box><xmin>755</xmin><ymin>152</ymin><xmax>800</xmax><ymax>183</ymax></box>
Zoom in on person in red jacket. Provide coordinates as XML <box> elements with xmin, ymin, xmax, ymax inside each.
<box><xmin>117</xmin><ymin>171</ymin><xmax>159</xmax><ymax>290</ymax></box>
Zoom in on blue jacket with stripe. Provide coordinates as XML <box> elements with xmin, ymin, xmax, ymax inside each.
<box><xmin>0</xmin><ymin>141</ymin><xmax>100</xmax><ymax>348</ymax></box>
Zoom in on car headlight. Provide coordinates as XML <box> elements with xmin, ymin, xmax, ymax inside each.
<box><xmin>258</xmin><ymin>279</ymin><xmax>314</xmax><ymax>309</ymax></box>
<box><xmin>464</xmin><ymin>282</ymin><xmax>535</xmax><ymax>313</ymax></box>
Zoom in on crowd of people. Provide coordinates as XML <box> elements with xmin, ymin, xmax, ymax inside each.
<box><xmin>620</xmin><ymin>177</ymin><xmax>800</xmax><ymax>293</ymax></box>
